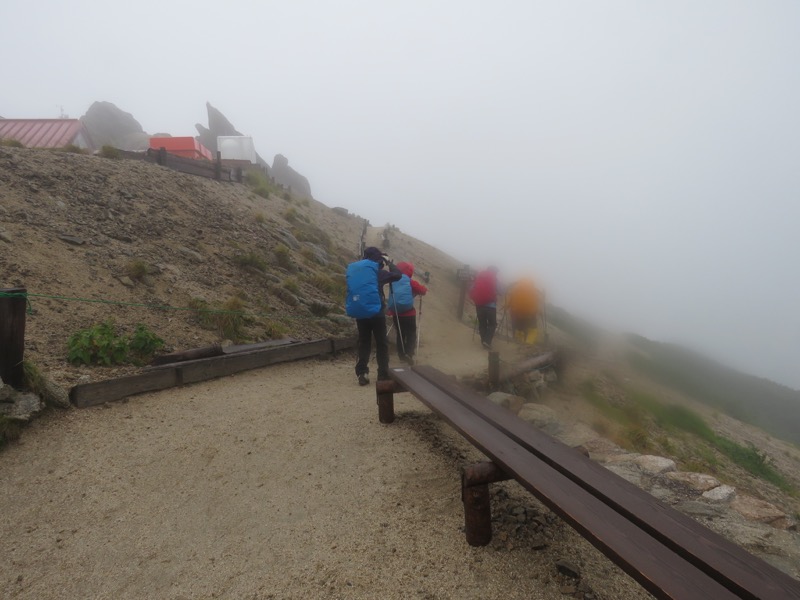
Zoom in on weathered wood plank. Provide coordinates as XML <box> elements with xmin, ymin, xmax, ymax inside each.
<box><xmin>179</xmin><ymin>338</ymin><xmax>332</xmax><ymax>384</ymax></box>
<box><xmin>71</xmin><ymin>337</ymin><xmax>353</xmax><ymax>407</ymax></box>
<box><xmin>222</xmin><ymin>339</ymin><xmax>295</xmax><ymax>354</ymax></box>
<box><xmin>388</xmin><ymin>367</ymin><xmax>739</xmax><ymax>600</ymax></box>
<box><xmin>70</xmin><ymin>369</ymin><xmax>179</xmax><ymax>408</ymax></box>
<box><xmin>413</xmin><ymin>365</ymin><xmax>800</xmax><ymax>600</ymax></box>
<box><xmin>150</xmin><ymin>344</ymin><xmax>223</xmax><ymax>366</ymax></box>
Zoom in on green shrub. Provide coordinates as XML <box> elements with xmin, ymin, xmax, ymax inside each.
<box><xmin>283</xmin><ymin>277</ymin><xmax>300</xmax><ymax>294</ymax></box>
<box><xmin>270</xmin><ymin>285</ymin><xmax>298</xmax><ymax>306</ymax></box>
<box><xmin>283</xmin><ymin>207</ymin><xmax>300</xmax><ymax>222</ymax></box>
<box><xmin>282</xmin><ymin>191</ymin><xmax>291</xmax><ymax>201</ymax></box>
<box><xmin>244</xmin><ymin>169</ymin><xmax>278</xmax><ymax>199</ymax></box>
<box><xmin>67</xmin><ymin>321</ymin><xmax>130</xmax><ymax>366</ymax></box>
<box><xmin>59</xmin><ymin>144</ymin><xmax>85</xmax><ymax>154</ymax></box>
<box><xmin>99</xmin><ymin>145</ymin><xmax>120</xmax><ymax>159</ymax></box>
<box><xmin>273</xmin><ymin>244</ymin><xmax>294</xmax><ymax>271</ymax></box>
<box><xmin>233</xmin><ymin>252</ymin><xmax>267</xmax><ymax>272</ymax></box>
<box><xmin>254</xmin><ymin>212</ymin><xmax>266</xmax><ymax>224</ymax></box>
<box><xmin>0</xmin><ymin>138</ymin><xmax>25</xmax><ymax>148</ymax></box>
<box><xmin>217</xmin><ymin>297</ymin><xmax>247</xmax><ymax>341</ymax></box>
<box><xmin>22</xmin><ymin>360</ymin><xmax>46</xmax><ymax>396</ymax></box>
<box><xmin>66</xmin><ymin>321</ymin><xmax>164</xmax><ymax>366</ymax></box>
<box><xmin>188</xmin><ymin>297</ymin><xmax>215</xmax><ymax>329</ymax></box>
<box><xmin>308</xmin><ymin>302</ymin><xmax>331</xmax><ymax>317</ymax></box>
<box><xmin>125</xmin><ymin>259</ymin><xmax>149</xmax><ymax>281</ymax></box>
<box><xmin>128</xmin><ymin>324</ymin><xmax>165</xmax><ymax>364</ymax></box>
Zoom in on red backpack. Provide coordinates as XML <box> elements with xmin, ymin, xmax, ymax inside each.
<box><xmin>469</xmin><ymin>271</ymin><xmax>497</xmax><ymax>306</ymax></box>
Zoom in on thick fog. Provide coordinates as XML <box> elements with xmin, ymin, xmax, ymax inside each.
<box><xmin>2</xmin><ymin>1</ymin><xmax>799</xmax><ymax>389</ymax></box>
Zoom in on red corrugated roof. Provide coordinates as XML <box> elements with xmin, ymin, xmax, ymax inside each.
<box><xmin>0</xmin><ymin>119</ymin><xmax>94</xmax><ymax>150</ymax></box>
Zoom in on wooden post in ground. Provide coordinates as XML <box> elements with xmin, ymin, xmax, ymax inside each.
<box><xmin>488</xmin><ymin>351</ymin><xmax>500</xmax><ymax>389</ymax></box>
<box><xmin>158</xmin><ymin>147</ymin><xmax>167</xmax><ymax>166</ymax></box>
<box><xmin>215</xmin><ymin>151</ymin><xmax>222</xmax><ymax>181</ymax></box>
<box><xmin>461</xmin><ymin>462</ymin><xmax>510</xmax><ymax>546</ymax></box>
<box><xmin>376</xmin><ymin>380</ymin><xmax>395</xmax><ymax>423</ymax></box>
<box><xmin>0</xmin><ymin>287</ymin><xmax>27</xmax><ymax>388</ymax></box>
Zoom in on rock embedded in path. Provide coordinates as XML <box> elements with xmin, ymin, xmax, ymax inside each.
<box><xmin>0</xmin><ymin>392</ymin><xmax>45</xmax><ymax>422</ymax></box>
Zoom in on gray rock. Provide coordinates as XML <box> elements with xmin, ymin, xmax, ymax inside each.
<box><xmin>665</xmin><ymin>471</ymin><xmax>720</xmax><ymax>492</ymax></box>
<box><xmin>41</xmin><ymin>378</ymin><xmax>71</xmax><ymax>409</ymax></box>
<box><xmin>0</xmin><ymin>392</ymin><xmax>45</xmax><ymax>422</ymax></box>
<box><xmin>517</xmin><ymin>403</ymin><xmax>561</xmax><ymax>434</ymax></box>
<box><xmin>604</xmin><ymin>463</ymin><xmax>643</xmax><ymax>486</ymax></box>
<box><xmin>731</xmin><ymin>495</ymin><xmax>788</xmax><ymax>528</ymax></box>
<box><xmin>276</xmin><ymin>229</ymin><xmax>300</xmax><ymax>250</ymax></box>
<box><xmin>675</xmin><ymin>500</ymin><xmax>725</xmax><ymax>518</ymax></box>
<box><xmin>0</xmin><ymin>381</ymin><xmax>14</xmax><ymax>402</ymax></box>
<box><xmin>58</xmin><ymin>234</ymin><xmax>85</xmax><ymax>246</ymax></box>
<box><xmin>702</xmin><ymin>484</ymin><xmax>736</xmax><ymax>504</ymax></box>
<box><xmin>119</xmin><ymin>276</ymin><xmax>135</xmax><ymax>288</ymax></box>
<box><xmin>555</xmin><ymin>558</ymin><xmax>581</xmax><ymax>578</ymax></box>
<box><xmin>487</xmin><ymin>391</ymin><xmax>524</xmax><ymax>415</ymax></box>
<box><xmin>177</xmin><ymin>246</ymin><xmax>203</xmax><ymax>262</ymax></box>
<box><xmin>634</xmin><ymin>455</ymin><xmax>677</xmax><ymax>475</ymax></box>
<box><xmin>332</xmin><ymin>207</ymin><xmax>349</xmax><ymax>216</ymax></box>
<box><xmin>0</xmin><ymin>230</ymin><xmax>11</xmax><ymax>243</ymax></box>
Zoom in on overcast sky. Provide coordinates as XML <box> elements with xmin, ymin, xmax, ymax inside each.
<box><xmin>3</xmin><ymin>1</ymin><xmax>799</xmax><ymax>389</ymax></box>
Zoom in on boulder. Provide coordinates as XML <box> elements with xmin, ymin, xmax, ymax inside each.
<box><xmin>517</xmin><ymin>403</ymin><xmax>561</xmax><ymax>434</ymax></box>
<box><xmin>731</xmin><ymin>495</ymin><xmax>790</xmax><ymax>529</ymax></box>
<box><xmin>0</xmin><ymin>391</ymin><xmax>44</xmax><ymax>422</ymax></box>
<box><xmin>271</xmin><ymin>154</ymin><xmax>312</xmax><ymax>199</ymax></box>
<box><xmin>702</xmin><ymin>485</ymin><xmax>736</xmax><ymax>503</ymax></box>
<box><xmin>633</xmin><ymin>455</ymin><xmax>677</xmax><ymax>475</ymax></box>
<box><xmin>487</xmin><ymin>391</ymin><xmax>524</xmax><ymax>415</ymax></box>
<box><xmin>40</xmin><ymin>377</ymin><xmax>71</xmax><ymax>409</ymax></box>
<box><xmin>81</xmin><ymin>101</ymin><xmax>149</xmax><ymax>151</ymax></box>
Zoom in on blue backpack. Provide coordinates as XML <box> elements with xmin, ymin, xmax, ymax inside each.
<box><xmin>345</xmin><ymin>259</ymin><xmax>382</xmax><ymax>318</ymax></box>
<box><xmin>387</xmin><ymin>274</ymin><xmax>414</xmax><ymax>313</ymax></box>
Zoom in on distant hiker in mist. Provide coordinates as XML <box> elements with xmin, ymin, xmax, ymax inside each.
<box><xmin>386</xmin><ymin>261</ymin><xmax>428</xmax><ymax>365</ymax></box>
<box><xmin>506</xmin><ymin>276</ymin><xmax>540</xmax><ymax>344</ymax></box>
<box><xmin>346</xmin><ymin>246</ymin><xmax>402</xmax><ymax>386</ymax></box>
<box><xmin>469</xmin><ymin>266</ymin><xmax>500</xmax><ymax>350</ymax></box>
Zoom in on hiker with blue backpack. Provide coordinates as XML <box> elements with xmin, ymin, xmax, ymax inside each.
<box><xmin>386</xmin><ymin>261</ymin><xmax>428</xmax><ymax>365</ymax></box>
<box><xmin>346</xmin><ymin>246</ymin><xmax>402</xmax><ymax>386</ymax></box>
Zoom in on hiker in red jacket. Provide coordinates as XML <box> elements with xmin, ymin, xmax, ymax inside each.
<box><xmin>386</xmin><ymin>261</ymin><xmax>428</xmax><ymax>365</ymax></box>
<box><xmin>469</xmin><ymin>266</ymin><xmax>500</xmax><ymax>350</ymax></box>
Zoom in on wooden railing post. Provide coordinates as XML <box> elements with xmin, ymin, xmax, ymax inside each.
<box><xmin>488</xmin><ymin>351</ymin><xmax>500</xmax><ymax>389</ymax></box>
<box><xmin>461</xmin><ymin>462</ymin><xmax>509</xmax><ymax>546</ymax></box>
<box><xmin>0</xmin><ymin>287</ymin><xmax>27</xmax><ymax>388</ymax></box>
<box><xmin>376</xmin><ymin>380</ymin><xmax>395</xmax><ymax>423</ymax></box>
<box><xmin>215</xmin><ymin>151</ymin><xmax>222</xmax><ymax>181</ymax></box>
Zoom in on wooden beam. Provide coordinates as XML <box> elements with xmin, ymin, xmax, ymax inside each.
<box><xmin>0</xmin><ymin>287</ymin><xmax>27</xmax><ymax>388</ymax></box>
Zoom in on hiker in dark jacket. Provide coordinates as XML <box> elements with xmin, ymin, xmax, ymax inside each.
<box><xmin>386</xmin><ymin>261</ymin><xmax>427</xmax><ymax>365</ymax></box>
<box><xmin>346</xmin><ymin>246</ymin><xmax>402</xmax><ymax>386</ymax></box>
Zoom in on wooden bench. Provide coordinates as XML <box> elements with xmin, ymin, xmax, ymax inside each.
<box><xmin>376</xmin><ymin>365</ymin><xmax>800</xmax><ymax>600</ymax></box>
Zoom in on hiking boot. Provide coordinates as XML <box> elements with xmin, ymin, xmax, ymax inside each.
<box><xmin>405</xmin><ymin>355</ymin><xmax>415</xmax><ymax>366</ymax></box>
<box><xmin>481</xmin><ymin>341</ymin><xmax>492</xmax><ymax>350</ymax></box>
<box><xmin>358</xmin><ymin>374</ymin><xmax>370</xmax><ymax>386</ymax></box>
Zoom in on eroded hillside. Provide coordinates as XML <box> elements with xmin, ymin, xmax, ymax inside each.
<box><xmin>0</xmin><ymin>147</ymin><xmax>461</xmax><ymax>387</ymax></box>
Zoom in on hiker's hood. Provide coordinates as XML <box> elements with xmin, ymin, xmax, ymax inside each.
<box><xmin>397</xmin><ymin>261</ymin><xmax>414</xmax><ymax>277</ymax></box>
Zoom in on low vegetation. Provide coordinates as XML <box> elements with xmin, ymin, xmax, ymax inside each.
<box><xmin>99</xmin><ymin>145</ymin><xmax>121</xmax><ymax>159</ymax></box>
<box><xmin>233</xmin><ymin>252</ymin><xmax>268</xmax><ymax>272</ymax></box>
<box><xmin>125</xmin><ymin>259</ymin><xmax>149</xmax><ymax>281</ymax></box>
<box><xmin>580</xmin><ymin>379</ymin><xmax>794</xmax><ymax>492</ymax></box>
<box><xmin>67</xmin><ymin>321</ymin><xmax>164</xmax><ymax>366</ymax></box>
<box><xmin>244</xmin><ymin>169</ymin><xmax>279</xmax><ymax>199</ymax></box>
<box><xmin>0</xmin><ymin>138</ymin><xmax>25</xmax><ymax>148</ymax></box>
<box><xmin>188</xmin><ymin>296</ymin><xmax>250</xmax><ymax>342</ymax></box>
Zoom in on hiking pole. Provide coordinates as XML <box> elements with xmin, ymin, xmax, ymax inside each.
<box><xmin>416</xmin><ymin>296</ymin><xmax>422</xmax><ymax>356</ymax></box>
<box><xmin>389</xmin><ymin>282</ymin><xmax>407</xmax><ymax>359</ymax></box>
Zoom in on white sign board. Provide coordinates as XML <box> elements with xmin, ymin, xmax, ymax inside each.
<box><xmin>217</xmin><ymin>136</ymin><xmax>257</xmax><ymax>163</ymax></box>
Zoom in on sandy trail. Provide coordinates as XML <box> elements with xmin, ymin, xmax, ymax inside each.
<box><xmin>1</xmin><ymin>303</ymin><xmax>644</xmax><ymax>599</ymax></box>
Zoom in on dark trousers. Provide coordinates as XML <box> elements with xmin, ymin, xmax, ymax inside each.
<box><xmin>393</xmin><ymin>314</ymin><xmax>417</xmax><ymax>359</ymax></box>
<box><xmin>476</xmin><ymin>305</ymin><xmax>497</xmax><ymax>346</ymax></box>
<box><xmin>355</xmin><ymin>314</ymin><xmax>389</xmax><ymax>379</ymax></box>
